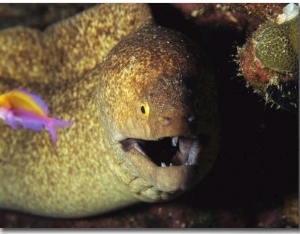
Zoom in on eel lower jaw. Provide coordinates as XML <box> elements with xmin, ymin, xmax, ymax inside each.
<box><xmin>119</xmin><ymin>135</ymin><xmax>204</xmax><ymax>167</ymax></box>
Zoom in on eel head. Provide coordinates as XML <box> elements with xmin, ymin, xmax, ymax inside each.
<box><xmin>97</xmin><ymin>25</ymin><xmax>219</xmax><ymax>202</ymax></box>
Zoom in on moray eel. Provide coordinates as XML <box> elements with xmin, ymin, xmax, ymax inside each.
<box><xmin>0</xmin><ymin>4</ymin><xmax>219</xmax><ymax>217</ymax></box>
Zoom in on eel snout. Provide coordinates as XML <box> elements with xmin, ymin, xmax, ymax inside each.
<box><xmin>115</xmin><ymin>110</ymin><xmax>210</xmax><ymax>202</ymax></box>
<box><xmin>123</xmin><ymin>136</ymin><xmax>206</xmax><ymax>200</ymax></box>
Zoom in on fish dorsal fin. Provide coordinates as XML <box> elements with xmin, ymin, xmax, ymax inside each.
<box><xmin>9</xmin><ymin>88</ymin><xmax>49</xmax><ymax>116</ymax></box>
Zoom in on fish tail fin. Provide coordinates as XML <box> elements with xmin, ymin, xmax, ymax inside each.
<box><xmin>45</xmin><ymin>118</ymin><xmax>74</xmax><ymax>144</ymax></box>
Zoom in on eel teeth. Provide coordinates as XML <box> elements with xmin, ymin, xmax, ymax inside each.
<box><xmin>161</xmin><ymin>162</ymin><xmax>173</xmax><ymax>167</ymax></box>
<box><xmin>187</xmin><ymin>141</ymin><xmax>199</xmax><ymax>165</ymax></box>
<box><xmin>172</xmin><ymin>136</ymin><xmax>178</xmax><ymax>147</ymax></box>
<box><xmin>132</xmin><ymin>141</ymin><xmax>148</xmax><ymax>157</ymax></box>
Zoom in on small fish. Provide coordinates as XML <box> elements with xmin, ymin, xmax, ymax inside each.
<box><xmin>0</xmin><ymin>88</ymin><xmax>74</xmax><ymax>144</ymax></box>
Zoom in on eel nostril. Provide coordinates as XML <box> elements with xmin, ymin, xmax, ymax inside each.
<box><xmin>188</xmin><ymin>115</ymin><xmax>195</xmax><ymax>122</ymax></box>
<box><xmin>160</xmin><ymin>113</ymin><xmax>194</xmax><ymax>125</ymax></box>
<box><xmin>162</xmin><ymin>117</ymin><xmax>171</xmax><ymax>125</ymax></box>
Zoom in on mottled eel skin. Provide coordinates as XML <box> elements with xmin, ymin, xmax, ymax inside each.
<box><xmin>0</xmin><ymin>4</ymin><xmax>219</xmax><ymax>217</ymax></box>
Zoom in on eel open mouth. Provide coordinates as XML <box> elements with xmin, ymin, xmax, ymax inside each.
<box><xmin>120</xmin><ymin>135</ymin><xmax>208</xmax><ymax>167</ymax></box>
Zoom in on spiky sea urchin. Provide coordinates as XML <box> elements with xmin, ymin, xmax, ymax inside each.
<box><xmin>237</xmin><ymin>3</ymin><xmax>299</xmax><ymax>113</ymax></box>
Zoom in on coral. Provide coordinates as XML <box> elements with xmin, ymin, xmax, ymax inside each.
<box><xmin>172</xmin><ymin>3</ymin><xmax>299</xmax><ymax>113</ymax></box>
<box><xmin>255</xmin><ymin>18</ymin><xmax>298</xmax><ymax>72</ymax></box>
<box><xmin>172</xmin><ymin>3</ymin><xmax>286</xmax><ymax>32</ymax></box>
<box><xmin>256</xmin><ymin>209</ymin><xmax>284</xmax><ymax>228</ymax></box>
<box><xmin>237</xmin><ymin>3</ymin><xmax>299</xmax><ymax>113</ymax></box>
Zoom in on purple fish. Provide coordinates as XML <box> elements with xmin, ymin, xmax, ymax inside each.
<box><xmin>0</xmin><ymin>88</ymin><xmax>74</xmax><ymax>144</ymax></box>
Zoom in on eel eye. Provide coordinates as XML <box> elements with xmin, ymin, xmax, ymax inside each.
<box><xmin>140</xmin><ymin>102</ymin><xmax>150</xmax><ymax>117</ymax></box>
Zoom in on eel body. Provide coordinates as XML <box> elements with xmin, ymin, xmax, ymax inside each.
<box><xmin>0</xmin><ymin>4</ymin><xmax>219</xmax><ymax>217</ymax></box>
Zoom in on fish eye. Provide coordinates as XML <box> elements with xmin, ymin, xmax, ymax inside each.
<box><xmin>140</xmin><ymin>102</ymin><xmax>149</xmax><ymax>117</ymax></box>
